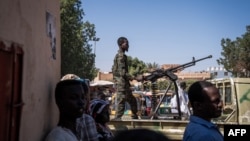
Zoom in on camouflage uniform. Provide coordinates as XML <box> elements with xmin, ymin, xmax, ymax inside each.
<box><xmin>112</xmin><ymin>49</ymin><xmax>138</xmax><ymax>119</ymax></box>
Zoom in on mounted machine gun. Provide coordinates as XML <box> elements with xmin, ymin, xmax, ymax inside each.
<box><xmin>142</xmin><ymin>55</ymin><xmax>213</xmax><ymax>119</ymax></box>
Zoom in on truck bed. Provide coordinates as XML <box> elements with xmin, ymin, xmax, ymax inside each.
<box><xmin>108</xmin><ymin>116</ymin><xmax>237</xmax><ymax>141</ymax></box>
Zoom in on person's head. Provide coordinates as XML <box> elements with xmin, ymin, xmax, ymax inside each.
<box><xmin>117</xmin><ymin>37</ymin><xmax>129</xmax><ymax>52</ymax></box>
<box><xmin>188</xmin><ymin>81</ymin><xmax>222</xmax><ymax>121</ymax></box>
<box><xmin>112</xmin><ymin>128</ymin><xmax>171</xmax><ymax>141</ymax></box>
<box><xmin>60</xmin><ymin>74</ymin><xmax>90</xmax><ymax>108</ymax></box>
<box><xmin>89</xmin><ymin>99</ymin><xmax>110</xmax><ymax>124</ymax></box>
<box><xmin>55</xmin><ymin>79</ymin><xmax>88</xmax><ymax>120</ymax></box>
<box><xmin>180</xmin><ymin>81</ymin><xmax>187</xmax><ymax>90</ymax></box>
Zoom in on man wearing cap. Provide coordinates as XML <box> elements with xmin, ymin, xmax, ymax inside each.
<box><xmin>45</xmin><ymin>74</ymin><xmax>98</xmax><ymax>141</ymax></box>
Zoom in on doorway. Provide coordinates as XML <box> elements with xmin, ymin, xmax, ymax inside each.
<box><xmin>0</xmin><ymin>40</ymin><xmax>23</xmax><ymax>141</ymax></box>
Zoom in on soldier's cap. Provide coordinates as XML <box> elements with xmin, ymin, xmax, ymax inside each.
<box><xmin>60</xmin><ymin>74</ymin><xmax>90</xmax><ymax>93</ymax></box>
<box><xmin>61</xmin><ymin>74</ymin><xmax>80</xmax><ymax>80</ymax></box>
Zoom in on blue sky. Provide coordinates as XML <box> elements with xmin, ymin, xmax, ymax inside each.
<box><xmin>82</xmin><ymin>0</ymin><xmax>250</xmax><ymax>72</ymax></box>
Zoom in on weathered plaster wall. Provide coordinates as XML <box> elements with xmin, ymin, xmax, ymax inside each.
<box><xmin>0</xmin><ymin>0</ymin><xmax>60</xmax><ymax>140</ymax></box>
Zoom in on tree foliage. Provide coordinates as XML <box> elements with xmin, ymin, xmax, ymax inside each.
<box><xmin>60</xmin><ymin>0</ymin><xmax>98</xmax><ymax>80</ymax></box>
<box><xmin>127</xmin><ymin>56</ymin><xmax>161</xmax><ymax>77</ymax></box>
<box><xmin>127</xmin><ymin>56</ymin><xmax>148</xmax><ymax>77</ymax></box>
<box><xmin>157</xmin><ymin>80</ymin><xmax>170</xmax><ymax>90</ymax></box>
<box><xmin>146</xmin><ymin>62</ymin><xmax>161</xmax><ymax>72</ymax></box>
<box><xmin>217</xmin><ymin>25</ymin><xmax>250</xmax><ymax>77</ymax></box>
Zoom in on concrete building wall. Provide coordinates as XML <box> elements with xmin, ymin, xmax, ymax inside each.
<box><xmin>96</xmin><ymin>71</ymin><xmax>211</xmax><ymax>82</ymax></box>
<box><xmin>207</xmin><ymin>66</ymin><xmax>232</xmax><ymax>79</ymax></box>
<box><xmin>94</xmin><ymin>71</ymin><xmax>113</xmax><ymax>82</ymax></box>
<box><xmin>0</xmin><ymin>0</ymin><xmax>60</xmax><ymax>141</ymax></box>
<box><xmin>176</xmin><ymin>72</ymin><xmax>211</xmax><ymax>80</ymax></box>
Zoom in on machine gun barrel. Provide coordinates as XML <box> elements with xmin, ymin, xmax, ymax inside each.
<box><xmin>168</xmin><ymin>55</ymin><xmax>212</xmax><ymax>72</ymax></box>
<box><xmin>144</xmin><ymin>55</ymin><xmax>212</xmax><ymax>82</ymax></box>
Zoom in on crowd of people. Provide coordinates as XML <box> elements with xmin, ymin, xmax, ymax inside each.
<box><xmin>44</xmin><ymin>73</ymin><xmax>171</xmax><ymax>141</ymax></box>
<box><xmin>45</xmin><ymin>36</ymin><xmax>224</xmax><ymax>141</ymax></box>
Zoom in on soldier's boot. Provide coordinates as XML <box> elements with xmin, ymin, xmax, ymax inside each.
<box><xmin>131</xmin><ymin>105</ymin><xmax>138</xmax><ymax>119</ymax></box>
<box><xmin>131</xmin><ymin>114</ymin><xmax>138</xmax><ymax>119</ymax></box>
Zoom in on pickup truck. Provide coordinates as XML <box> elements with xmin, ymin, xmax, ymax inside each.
<box><xmin>108</xmin><ymin>77</ymin><xmax>250</xmax><ymax>141</ymax></box>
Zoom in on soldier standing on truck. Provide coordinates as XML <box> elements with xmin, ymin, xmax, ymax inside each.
<box><xmin>112</xmin><ymin>36</ymin><xmax>141</xmax><ymax>120</ymax></box>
